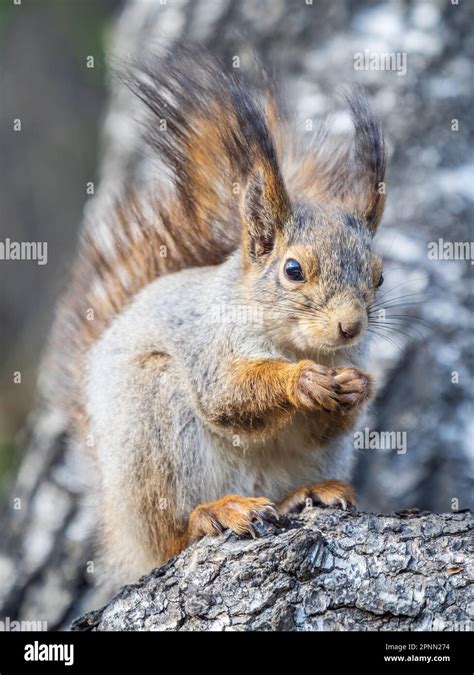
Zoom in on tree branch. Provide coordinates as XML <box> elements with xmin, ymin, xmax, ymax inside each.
<box><xmin>72</xmin><ymin>508</ymin><xmax>473</xmax><ymax>631</ymax></box>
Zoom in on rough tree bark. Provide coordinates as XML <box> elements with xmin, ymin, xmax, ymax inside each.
<box><xmin>72</xmin><ymin>508</ymin><xmax>473</xmax><ymax>632</ymax></box>
<box><xmin>1</xmin><ymin>0</ymin><xmax>472</xmax><ymax>631</ymax></box>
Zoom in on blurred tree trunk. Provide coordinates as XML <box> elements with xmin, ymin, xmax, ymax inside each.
<box><xmin>1</xmin><ymin>0</ymin><xmax>472</xmax><ymax>629</ymax></box>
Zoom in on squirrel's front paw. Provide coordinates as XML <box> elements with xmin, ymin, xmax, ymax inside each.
<box><xmin>292</xmin><ymin>362</ymin><xmax>342</xmax><ymax>412</ymax></box>
<box><xmin>187</xmin><ymin>495</ymin><xmax>280</xmax><ymax>544</ymax></box>
<box><xmin>292</xmin><ymin>362</ymin><xmax>372</xmax><ymax>413</ymax></box>
<box><xmin>333</xmin><ymin>367</ymin><xmax>372</xmax><ymax>409</ymax></box>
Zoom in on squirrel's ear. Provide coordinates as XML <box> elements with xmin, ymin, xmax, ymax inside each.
<box><xmin>241</xmin><ymin>163</ymin><xmax>291</xmax><ymax>262</ymax></box>
<box><xmin>344</xmin><ymin>88</ymin><xmax>387</xmax><ymax>233</ymax></box>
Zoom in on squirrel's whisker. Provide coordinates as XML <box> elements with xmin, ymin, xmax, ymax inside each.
<box><xmin>370</xmin><ymin>293</ymin><xmax>429</xmax><ymax>309</ymax></box>
<box><xmin>368</xmin><ymin>323</ymin><xmax>424</xmax><ymax>341</ymax></box>
<box><xmin>366</xmin><ymin>328</ymin><xmax>406</xmax><ymax>354</ymax></box>
<box><xmin>377</xmin><ymin>315</ymin><xmax>434</xmax><ymax>328</ymax></box>
<box><xmin>369</xmin><ymin>314</ymin><xmax>434</xmax><ymax>328</ymax></box>
<box><xmin>374</xmin><ymin>278</ymin><xmax>429</xmax><ymax>301</ymax></box>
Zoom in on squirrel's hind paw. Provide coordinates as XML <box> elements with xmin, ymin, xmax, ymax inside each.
<box><xmin>187</xmin><ymin>495</ymin><xmax>280</xmax><ymax>544</ymax></box>
<box><xmin>278</xmin><ymin>480</ymin><xmax>357</xmax><ymax>515</ymax></box>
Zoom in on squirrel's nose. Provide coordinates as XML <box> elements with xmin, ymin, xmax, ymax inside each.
<box><xmin>338</xmin><ymin>320</ymin><xmax>362</xmax><ymax>340</ymax></box>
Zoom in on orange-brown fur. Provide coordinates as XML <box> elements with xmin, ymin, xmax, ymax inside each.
<box><xmin>278</xmin><ymin>480</ymin><xmax>357</xmax><ymax>514</ymax></box>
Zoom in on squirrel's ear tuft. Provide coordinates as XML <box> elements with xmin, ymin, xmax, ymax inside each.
<box><xmin>283</xmin><ymin>87</ymin><xmax>385</xmax><ymax>234</ymax></box>
<box><xmin>345</xmin><ymin>88</ymin><xmax>387</xmax><ymax>232</ymax></box>
<box><xmin>241</xmin><ymin>162</ymin><xmax>291</xmax><ymax>262</ymax></box>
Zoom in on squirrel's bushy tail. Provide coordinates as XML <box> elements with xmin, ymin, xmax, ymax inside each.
<box><xmin>45</xmin><ymin>46</ymin><xmax>284</xmax><ymax>429</ymax></box>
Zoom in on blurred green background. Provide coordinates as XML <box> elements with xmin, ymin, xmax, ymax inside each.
<box><xmin>0</xmin><ymin>0</ymin><xmax>122</xmax><ymax>493</ymax></box>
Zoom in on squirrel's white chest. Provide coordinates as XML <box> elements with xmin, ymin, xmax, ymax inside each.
<box><xmin>212</xmin><ymin>415</ymin><xmax>350</xmax><ymax>503</ymax></box>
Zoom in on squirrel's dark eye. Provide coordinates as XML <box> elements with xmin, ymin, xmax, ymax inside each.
<box><xmin>377</xmin><ymin>273</ymin><xmax>384</xmax><ymax>288</ymax></box>
<box><xmin>284</xmin><ymin>258</ymin><xmax>305</xmax><ymax>282</ymax></box>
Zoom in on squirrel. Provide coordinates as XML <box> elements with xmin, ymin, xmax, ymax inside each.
<box><xmin>48</xmin><ymin>46</ymin><xmax>386</xmax><ymax>585</ymax></box>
